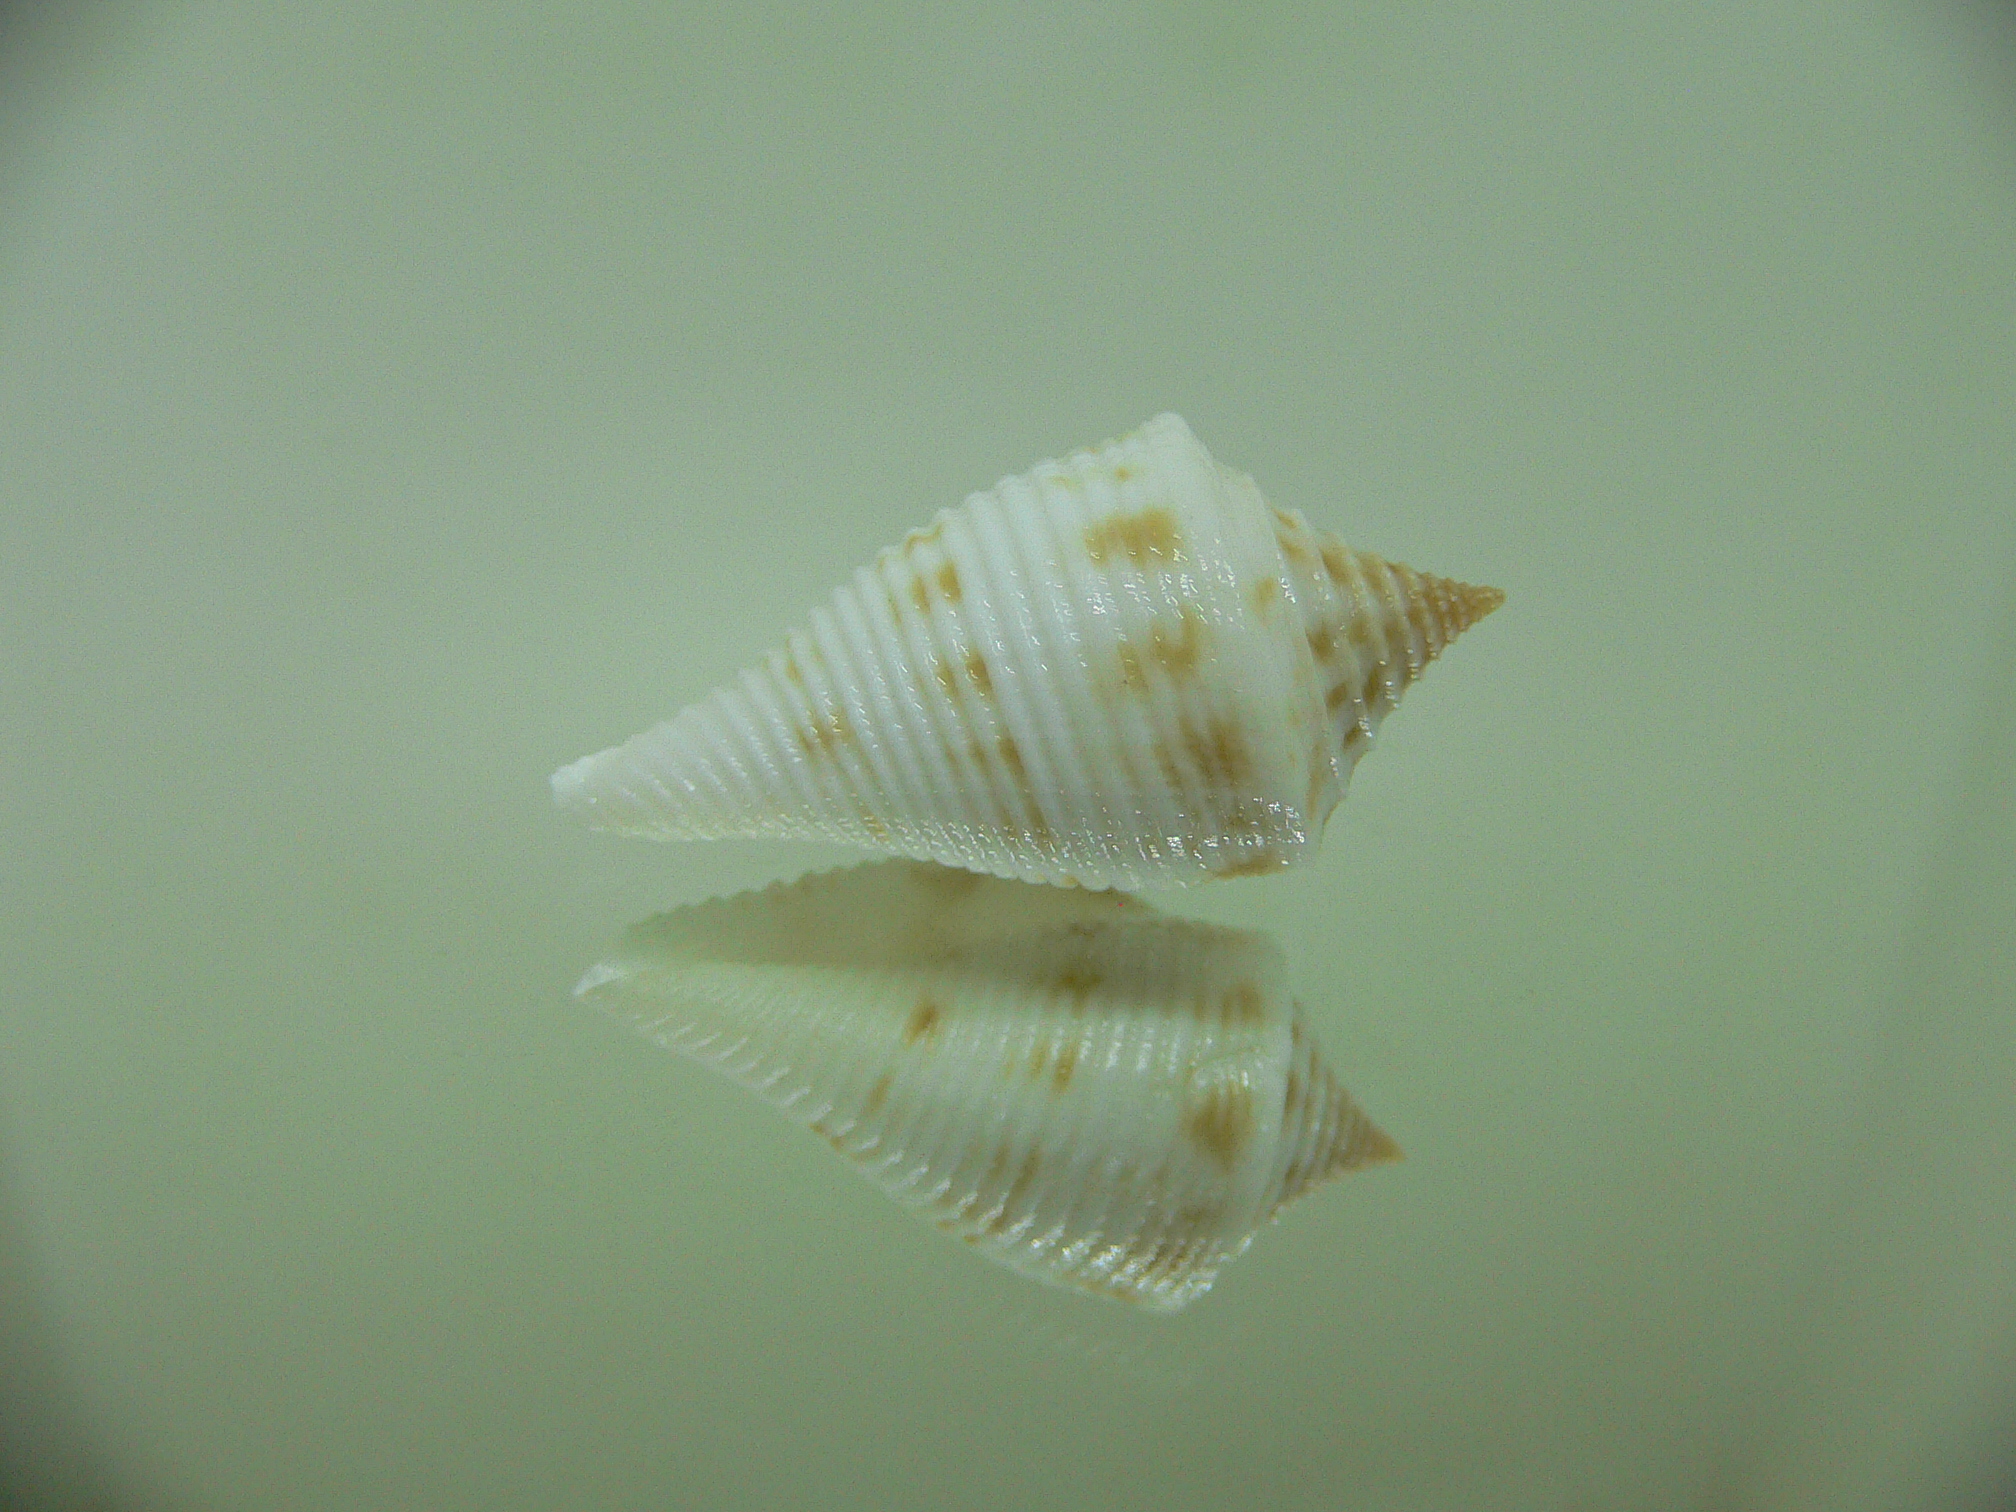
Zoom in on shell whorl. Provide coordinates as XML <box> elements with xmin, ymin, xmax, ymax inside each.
<box><xmin>552</xmin><ymin>414</ymin><xmax>1501</xmax><ymax>889</ymax></box>
<box><xmin>1266</xmin><ymin>501</ymin><xmax>1505</xmax><ymax>829</ymax></box>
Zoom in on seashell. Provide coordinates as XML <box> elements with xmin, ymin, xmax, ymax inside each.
<box><xmin>575</xmin><ymin>859</ymin><xmax>1399</xmax><ymax>1312</ymax></box>
<box><xmin>553</xmin><ymin>413</ymin><xmax>1501</xmax><ymax>889</ymax></box>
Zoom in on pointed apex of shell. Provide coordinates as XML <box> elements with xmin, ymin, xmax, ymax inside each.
<box><xmin>1427</xmin><ymin>574</ymin><xmax>1505</xmax><ymax>641</ymax></box>
<box><xmin>1345</xmin><ymin>1116</ymin><xmax>1404</xmax><ymax>1170</ymax></box>
<box><xmin>1449</xmin><ymin>577</ymin><xmax>1505</xmax><ymax>630</ymax></box>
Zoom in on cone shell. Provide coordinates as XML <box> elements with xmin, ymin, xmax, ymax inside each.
<box><xmin>554</xmin><ymin>414</ymin><xmax>1501</xmax><ymax>889</ymax></box>
<box><xmin>576</xmin><ymin>859</ymin><xmax>1398</xmax><ymax>1312</ymax></box>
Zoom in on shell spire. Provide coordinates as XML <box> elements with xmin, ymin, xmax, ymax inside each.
<box><xmin>576</xmin><ymin>860</ymin><xmax>1397</xmax><ymax>1312</ymax></box>
<box><xmin>553</xmin><ymin>414</ymin><xmax>1501</xmax><ymax>890</ymax></box>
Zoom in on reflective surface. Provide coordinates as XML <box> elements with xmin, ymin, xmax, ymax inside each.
<box><xmin>3</xmin><ymin>3</ymin><xmax>2014</xmax><ymax>1509</ymax></box>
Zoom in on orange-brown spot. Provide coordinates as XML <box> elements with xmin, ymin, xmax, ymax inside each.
<box><xmin>903</xmin><ymin>519</ymin><xmax>946</xmax><ymax>550</ymax></box>
<box><xmin>1321</xmin><ymin>542</ymin><xmax>1352</xmax><ymax>582</ymax></box>
<box><xmin>1325</xmin><ymin>681</ymin><xmax>1354</xmax><ymax>712</ymax></box>
<box><xmin>799</xmin><ymin>710</ymin><xmax>853</xmax><ymax>758</ymax></box>
<box><xmin>1185</xmin><ymin>1080</ymin><xmax>1257</xmax><ymax>1170</ymax></box>
<box><xmin>781</xmin><ymin>650</ymin><xmax>805</xmax><ymax>686</ymax></box>
<box><xmin>1113</xmin><ymin>464</ymin><xmax>1134</xmax><ymax>482</ymax></box>
<box><xmin>1028</xmin><ymin>1036</ymin><xmax>1050</xmax><ymax>1079</ymax></box>
<box><xmin>997</xmin><ymin>732</ymin><xmax>1028</xmax><ymax>783</ymax></box>
<box><xmin>864</xmin><ymin>1071</ymin><xmax>894</xmax><ymax>1116</ymax></box>
<box><xmin>904</xmin><ymin>997</ymin><xmax>943</xmax><ymax>1046</ymax></box>
<box><xmin>984</xmin><ymin>1146</ymin><xmax>1044</xmax><ymax>1236</ymax></box>
<box><xmin>1117</xmin><ymin>640</ymin><xmax>1147</xmax><ymax>690</ymax></box>
<box><xmin>1363</xmin><ymin>667</ymin><xmax>1390</xmax><ymax>707</ymax></box>
<box><xmin>1221</xmin><ymin>982</ymin><xmax>1266</xmax><ymax>1023</ymax></box>
<box><xmin>1277</xmin><ymin>529</ymin><xmax>1315</xmax><ymax>565</ymax></box>
<box><xmin>1149</xmin><ymin>609</ymin><xmax>1206</xmax><ymax>677</ymax></box>
<box><xmin>910</xmin><ymin>575</ymin><xmax>931</xmax><ymax>613</ymax></box>
<box><xmin>858</xmin><ymin>811</ymin><xmax>889</xmax><ymax>842</ymax></box>
<box><xmin>1051</xmin><ymin>1037</ymin><xmax>1079</xmax><ymax>1091</ymax></box>
<box><xmin>1084</xmin><ymin>508</ymin><xmax>1182</xmax><ymax>567</ymax></box>
<box><xmin>1307</xmin><ymin>623</ymin><xmax>1338</xmax><ymax>661</ymax></box>
<box><xmin>1214</xmin><ymin>848</ymin><xmax>1286</xmax><ymax>879</ymax></box>
<box><xmin>963</xmin><ymin>647</ymin><xmax>992</xmax><ymax>695</ymax></box>
<box><xmin>1055</xmin><ymin>963</ymin><xmax>1101</xmax><ymax>1002</ymax></box>
<box><xmin>936</xmin><ymin>561</ymin><xmax>962</xmax><ymax>601</ymax></box>
<box><xmin>1184</xmin><ymin>715</ymin><xmax>1252</xmax><ymax>790</ymax></box>
<box><xmin>1252</xmin><ymin>577</ymin><xmax>1281</xmax><ymax>612</ymax></box>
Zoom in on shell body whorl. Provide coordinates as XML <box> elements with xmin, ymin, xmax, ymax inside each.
<box><xmin>553</xmin><ymin>414</ymin><xmax>1500</xmax><ymax>889</ymax></box>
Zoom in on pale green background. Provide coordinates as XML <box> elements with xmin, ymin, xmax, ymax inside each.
<box><xmin>3</xmin><ymin>3</ymin><xmax>2014</xmax><ymax>1509</ymax></box>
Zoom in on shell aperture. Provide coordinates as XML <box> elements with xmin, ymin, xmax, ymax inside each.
<box><xmin>552</xmin><ymin>414</ymin><xmax>1501</xmax><ymax>890</ymax></box>
<box><xmin>575</xmin><ymin>859</ymin><xmax>1398</xmax><ymax>1312</ymax></box>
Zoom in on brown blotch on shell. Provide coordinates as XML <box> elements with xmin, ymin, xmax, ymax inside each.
<box><xmin>781</xmin><ymin>650</ymin><xmax>806</xmax><ymax>686</ymax></box>
<box><xmin>864</xmin><ymin>1071</ymin><xmax>894</xmax><ymax>1117</ymax></box>
<box><xmin>986</xmin><ymin>1147</ymin><xmax>1044</xmax><ymax>1236</ymax></box>
<box><xmin>1221</xmin><ymin>982</ymin><xmax>1266</xmax><ymax>1023</ymax></box>
<box><xmin>997</xmin><ymin>732</ymin><xmax>1028</xmax><ymax>783</ymax></box>
<box><xmin>799</xmin><ymin>710</ymin><xmax>853</xmax><ymax>758</ymax></box>
<box><xmin>1184</xmin><ymin>715</ymin><xmax>1253</xmax><ymax>790</ymax></box>
<box><xmin>1320</xmin><ymin>542</ymin><xmax>1352</xmax><ymax>583</ymax></box>
<box><xmin>1055</xmin><ymin>963</ymin><xmax>1101</xmax><ymax>1005</ymax></box>
<box><xmin>963</xmin><ymin>647</ymin><xmax>993</xmax><ymax>695</ymax></box>
<box><xmin>1185</xmin><ymin>1080</ymin><xmax>1257</xmax><ymax>1171</ymax></box>
<box><xmin>936</xmin><ymin>561</ymin><xmax>962</xmax><ymax>601</ymax></box>
<box><xmin>1214</xmin><ymin>848</ymin><xmax>1287</xmax><ymax>879</ymax></box>
<box><xmin>1276</xmin><ymin>527</ymin><xmax>1315</xmax><ymax>566</ymax></box>
<box><xmin>1150</xmin><ymin>609</ymin><xmax>1207</xmax><ymax>678</ymax></box>
<box><xmin>903</xmin><ymin>997</ymin><xmax>943</xmax><ymax>1046</ymax></box>
<box><xmin>1307</xmin><ymin>623</ymin><xmax>1338</xmax><ymax>661</ymax></box>
<box><xmin>1084</xmin><ymin>508</ymin><xmax>1183</xmax><ymax>567</ymax></box>
<box><xmin>1051</xmin><ymin>1037</ymin><xmax>1079</xmax><ymax>1091</ymax></box>
<box><xmin>1117</xmin><ymin>640</ymin><xmax>1148</xmax><ymax>690</ymax></box>
<box><xmin>903</xmin><ymin>520</ymin><xmax>946</xmax><ymax>550</ymax></box>
<box><xmin>909</xmin><ymin>575</ymin><xmax>931</xmax><ymax>613</ymax></box>
<box><xmin>1252</xmin><ymin>577</ymin><xmax>1281</xmax><ymax>612</ymax></box>
<box><xmin>858</xmin><ymin>811</ymin><xmax>889</xmax><ymax>842</ymax></box>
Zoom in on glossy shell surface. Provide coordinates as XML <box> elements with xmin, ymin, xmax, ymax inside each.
<box><xmin>553</xmin><ymin>414</ymin><xmax>1501</xmax><ymax>888</ymax></box>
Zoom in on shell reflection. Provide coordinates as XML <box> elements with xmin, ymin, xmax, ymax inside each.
<box><xmin>577</xmin><ymin>859</ymin><xmax>1398</xmax><ymax>1312</ymax></box>
<box><xmin>553</xmin><ymin>413</ymin><xmax>1500</xmax><ymax>890</ymax></box>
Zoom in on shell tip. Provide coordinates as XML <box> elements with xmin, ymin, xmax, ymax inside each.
<box><xmin>1461</xmin><ymin>582</ymin><xmax>1506</xmax><ymax>624</ymax></box>
<box><xmin>1355</xmin><ymin>1120</ymin><xmax>1404</xmax><ymax>1168</ymax></box>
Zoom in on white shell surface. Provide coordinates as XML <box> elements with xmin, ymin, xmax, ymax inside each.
<box><xmin>576</xmin><ymin>859</ymin><xmax>1398</xmax><ymax>1312</ymax></box>
<box><xmin>553</xmin><ymin>414</ymin><xmax>1501</xmax><ymax>889</ymax></box>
